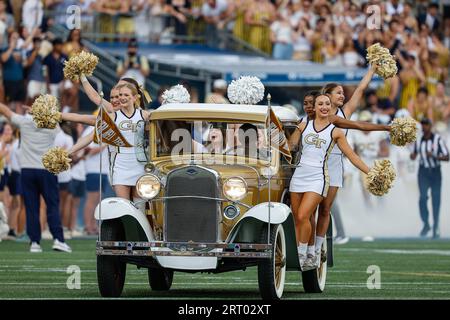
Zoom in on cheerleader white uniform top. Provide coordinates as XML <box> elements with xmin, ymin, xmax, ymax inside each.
<box><xmin>289</xmin><ymin>119</ymin><xmax>336</xmax><ymax>197</ymax></box>
<box><xmin>327</xmin><ymin>107</ymin><xmax>347</xmax><ymax>188</ymax></box>
<box><xmin>109</xmin><ymin>109</ymin><xmax>146</xmax><ymax>186</ymax></box>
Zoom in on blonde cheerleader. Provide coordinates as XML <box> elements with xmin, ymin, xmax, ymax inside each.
<box><xmin>289</xmin><ymin>94</ymin><xmax>370</xmax><ymax>271</ymax></box>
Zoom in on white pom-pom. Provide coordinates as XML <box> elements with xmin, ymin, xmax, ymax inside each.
<box><xmin>227</xmin><ymin>76</ymin><xmax>265</xmax><ymax>105</ymax></box>
<box><xmin>161</xmin><ymin>84</ymin><xmax>190</xmax><ymax>104</ymax></box>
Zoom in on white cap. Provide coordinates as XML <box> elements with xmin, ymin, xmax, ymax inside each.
<box><xmin>213</xmin><ymin>79</ymin><xmax>227</xmax><ymax>89</ymax></box>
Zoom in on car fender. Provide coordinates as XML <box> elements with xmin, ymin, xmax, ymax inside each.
<box><xmin>226</xmin><ymin>202</ymin><xmax>300</xmax><ymax>270</ymax></box>
<box><xmin>241</xmin><ymin>202</ymin><xmax>291</xmax><ymax>224</ymax></box>
<box><xmin>94</xmin><ymin>197</ymin><xmax>154</xmax><ymax>241</ymax></box>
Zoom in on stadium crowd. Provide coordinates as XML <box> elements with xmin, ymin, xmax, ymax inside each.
<box><xmin>0</xmin><ymin>0</ymin><xmax>449</xmax><ymax>247</ymax></box>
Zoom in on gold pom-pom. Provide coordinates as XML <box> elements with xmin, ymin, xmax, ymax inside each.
<box><xmin>29</xmin><ymin>94</ymin><xmax>61</xmax><ymax>129</ymax></box>
<box><xmin>390</xmin><ymin>117</ymin><xmax>418</xmax><ymax>146</ymax></box>
<box><xmin>365</xmin><ymin>159</ymin><xmax>396</xmax><ymax>196</ymax></box>
<box><xmin>42</xmin><ymin>147</ymin><xmax>71</xmax><ymax>174</ymax></box>
<box><xmin>63</xmin><ymin>51</ymin><xmax>99</xmax><ymax>81</ymax></box>
<box><xmin>366</xmin><ymin>43</ymin><xmax>398</xmax><ymax>79</ymax></box>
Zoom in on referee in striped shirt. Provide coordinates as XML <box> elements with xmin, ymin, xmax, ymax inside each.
<box><xmin>410</xmin><ymin>118</ymin><xmax>449</xmax><ymax>239</ymax></box>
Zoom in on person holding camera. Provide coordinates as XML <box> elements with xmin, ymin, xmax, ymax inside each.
<box><xmin>116</xmin><ymin>39</ymin><xmax>150</xmax><ymax>87</ymax></box>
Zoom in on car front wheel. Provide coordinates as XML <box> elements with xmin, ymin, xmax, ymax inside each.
<box><xmin>97</xmin><ymin>219</ymin><xmax>127</xmax><ymax>297</ymax></box>
<box><xmin>258</xmin><ymin>224</ymin><xmax>286</xmax><ymax>300</ymax></box>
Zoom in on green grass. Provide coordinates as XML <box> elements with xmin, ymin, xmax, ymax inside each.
<box><xmin>1</xmin><ymin>239</ymin><xmax>450</xmax><ymax>299</ymax></box>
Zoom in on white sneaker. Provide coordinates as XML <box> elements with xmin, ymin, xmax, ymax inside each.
<box><xmin>335</xmin><ymin>236</ymin><xmax>350</xmax><ymax>245</ymax></box>
<box><xmin>299</xmin><ymin>253</ymin><xmax>307</xmax><ymax>268</ymax></box>
<box><xmin>42</xmin><ymin>229</ymin><xmax>52</xmax><ymax>240</ymax></box>
<box><xmin>30</xmin><ymin>242</ymin><xmax>42</xmax><ymax>253</ymax></box>
<box><xmin>52</xmin><ymin>239</ymin><xmax>72</xmax><ymax>253</ymax></box>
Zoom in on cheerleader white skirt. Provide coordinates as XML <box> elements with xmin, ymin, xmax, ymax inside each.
<box><xmin>328</xmin><ymin>153</ymin><xmax>344</xmax><ymax>188</ymax></box>
<box><xmin>289</xmin><ymin>163</ymin><xmax>329</xmax><ymax>197</ymax></box>
<box><xmin>109</xmin><ymin>152</ymin><xmax>145</xmax><ymax>186</ymax></box>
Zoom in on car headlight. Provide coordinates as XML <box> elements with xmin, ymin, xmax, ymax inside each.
<box><xmin>136</xmin><ymin>174</ymin><xmax>161</xmax><ymax>200</ymax></box>
<box><xmin>223</xmin><ymin>177</ymin><xmax>247</xmax><ymax>201</ymax></box>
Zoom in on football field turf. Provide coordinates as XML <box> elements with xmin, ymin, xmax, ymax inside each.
<box><xmin>1</xmin><ymin>239</ymin><xmax>450</xmax><ymax>300</ymax></box>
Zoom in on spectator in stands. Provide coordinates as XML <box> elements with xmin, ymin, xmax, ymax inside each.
<box><xmin>202</xmin><ymin>0</ymin><xmax>229</xmax><ymax>48</ymax></box>
<box><xmin>429</xmin><ymin>81</ymin><xmax>450</xmax><ymax>124</ymax></box>
<box><xmin>1</xmin><ymin>32</ymin><xmax>26</xmax><ymax>113</ymax></box>
<box><xmin>0</xmin><ymin>102</ymin><xmax>72</xmax><ymax>252</ymax></box>
<box><xmin>229</xmin><ymin>0</ymin><xmax>251</xmax><ymax>43</ymax></box>
<box><xmin>397</xmin><ymin>53</ymin><xmax>425</xmax><ymax>109</ymax></box>
<box><xmin>402</xmin><ymin>2</ymin><xmax>419</xmax><ymax>33</ymax></box>
<box><xmin>116</xmin><ymin>38</ymin><xmax>150</xmax><ymax>87</ymax></box>
<box><xmin>63</xmin><ymin>28</ymin><xmax>84</xmax><ymax>57</ymax></box>
<box><xmin>385</xmin><ymin>0</ymin><xmax>404</xmax><ymax>17</ymax></box>
<box><xmin>26</xmin><ymin>37</ymin><xmax>47</xmax><ymax>104</ymax></box>
<box><xmin>0</xmin><ymin>0</ymin><xmax>15</xmax><ymax>51</ymax></box>
<box><xmin>43</xmin><ymin>38</ymin><xmax>68</xmax><ymax>99</ymax></box>
<box><xmin>116</xmin><ymin>0</ymin><xmax>135</xmax><ymax>42</ymax></box>
<box><xmin>270</xmin><ymin>11</ymin><xmax>294</xmax><ymax>60</ymax></box>
<box><xmin>421</xmin><ymin>50</ymin><xmax>447</xmax><ymax>97</ymax></box>
<box><xmin>205</xmin><ymin>79</ymin><xmax>228</xmax><ymax>104</ymax></box>
<box><xmin>79</xmin><ymin>0</ymin><xmax>96</xmax><ymax>34</ymax></box>
<box><xmin>22</xmin><ymin>0</ymin><xmax>43</xmax><ymax>34</ymax></box>
<box><xmin>96</xmin><ymin>0</ymin><xmax>122</xmax><ymax>42</ymax></box>
<box><xmin>165</xmin><ymin>0</ymin><xmax>189</xmax><ymax>42</ymax></box>
<box><xmin>418</xmin><ymin>3</ymin><xmax>440</xmax><ymax>32</ymax></box>
<box><xmin>292</xmin><ymin>17</ymin><xmax>312</xmax><ymax>61</ymax></box>
<box><xmin>408</xmin><ymin>87</ymin><xmax>432</xmax><ymax>122</ymax></box>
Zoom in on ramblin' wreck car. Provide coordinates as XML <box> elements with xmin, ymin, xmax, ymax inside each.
<box><xmin>95</xmin><ymin>103</ymin><xmax>332</xmax><ymax>299</ymax></box>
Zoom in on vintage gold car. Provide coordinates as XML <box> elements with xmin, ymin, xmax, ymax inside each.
<box><xmin>95</xmin><ymin>103</ymin><xmax>331</xmax><ymax>299</ymax></box>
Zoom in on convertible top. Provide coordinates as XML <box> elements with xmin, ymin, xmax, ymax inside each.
<box><xmin>150</xmin><ymin>103</ymin><xmax>299</xmax><ymax>124</ymax></box>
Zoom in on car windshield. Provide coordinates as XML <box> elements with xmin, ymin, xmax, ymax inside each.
<box><xmin>154</xmin><ymin>120</ymin><xmax>269</xmax><ymax>160</ymax></box>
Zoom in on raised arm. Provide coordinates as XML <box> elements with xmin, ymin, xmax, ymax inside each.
<box><xmin>68</xmin><ymin>133</ymin><xmax>94</xmax><ymax>156</ymax></box>
<box><xmin>333</xmin><ymin>128</ymin><xmax>369</xmax><ymax>174</ymax></box>
<box><xmin>329</xmin><ymin>115</ymin><xmax>390</xmax><ymax>132</ymax></box>
<box><xmin>80</xmin><ymin>75</ymin><xmax>114</xmax><ymax>113</ymax></box>
<box><xmin>342</xmin><ymin>65</ymin><xmax>377</xmax><ymax>118</ymax></box>
<box><xmin>61</xmin><ymin>113</ymin><xmax>96</xmax><ymax>126</ymax></box>
<box><xmin>0</xmin><ymin>102</ymin><xmax>14</xmax><ymax>120</ymax></box>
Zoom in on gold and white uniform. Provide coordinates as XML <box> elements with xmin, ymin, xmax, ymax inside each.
<box><xmin>328</xmin><ymin>108</ymin><xmax>347</xmax><ymax>187</ymax></box>
<box><xmin>109</xmin><ymin>109</ymin><xmax>146</xmax><ymax>186</ymax></box>
<box><xmin>290</xmin><ymin>119</ymin><xmax>336</xmax><ymax>197</ymax></box>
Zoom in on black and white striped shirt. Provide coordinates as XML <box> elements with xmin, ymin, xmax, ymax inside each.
<box><xmin>414</xmin><ymin>133</ymin><xmax>449</xmax><ymax>169</ymax></box>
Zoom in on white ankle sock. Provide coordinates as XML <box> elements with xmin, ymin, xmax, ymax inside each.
<box><xmin>315</xmin><ymin>236</ymin><xmax>325</xmax><ymax>252</ymax></box>
<box><xmin>307</xmin><ymin>245</ymin><xmax>315</xmax><ymax>256</ymax></box>
<box><xmin>297</xmin><ymin>243</ymin><xmax>308</xmax><ymax>256</ymax></box>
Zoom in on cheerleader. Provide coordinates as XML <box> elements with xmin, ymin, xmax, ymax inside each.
<box><xmin>314</xmin><ymin>65</ymin><xmax>377</xmax><ymax>259</ymax></box>
<box><xmin>107</xmin><ymin>82</ymin><xmax>152</xmax><ymax>200</ymax></box>
<box><xmin>289</xmin><ymin>94</ymin><xmax>370</xmax><ymax>271</ymax></box>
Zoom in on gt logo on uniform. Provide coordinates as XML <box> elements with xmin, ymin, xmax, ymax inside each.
<box><xmin>119</xmin><ymin>120</ymin><xmax>138</xmax><ymax>132</ymax></box>
<box><xmin>304</xmin><ymin>133</ymin><xmax>326</xmax><ymax>148</ymax></box>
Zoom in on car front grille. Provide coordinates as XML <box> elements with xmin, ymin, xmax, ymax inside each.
<box><xmin>165</xmin><ymin>166</ymin><xmax>219</xmax><ymax>242</ymax></box>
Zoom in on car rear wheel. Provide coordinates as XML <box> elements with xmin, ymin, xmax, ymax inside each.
<box><xmin>97</xmin><ymin>219</ymin><xmax>126</xmax><ymax>297</ymax></box>
<box><xmin>148</xmin><ymin>268</ymin><xmax>174</xmax><ymax>291</ymax></box>
<box><xmin>301</xmin><ymin>234</ymin><xmax>327</xmax><ymax>293</ymax></box>
<box><xmin>258</xmin><ymin>224</ymin><xmax>286</xmax><ymax>300</ymax></box>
